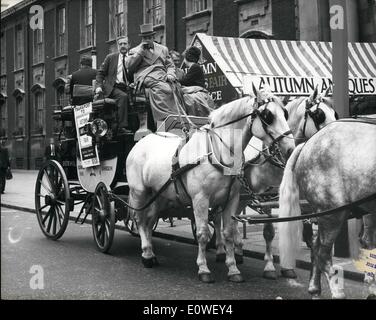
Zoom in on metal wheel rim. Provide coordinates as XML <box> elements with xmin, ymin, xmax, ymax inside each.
<box><xmin>35</xmin><ymin>160</ymin><xmax>70</xmax><ymax>240</ymax></box>
<box><xmin>92</xmin><ymin>182</ymin><xmax>115</xmax><ymax>253</ymax></box>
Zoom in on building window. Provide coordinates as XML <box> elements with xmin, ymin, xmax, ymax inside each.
<box><xmin>81</xmin><ymin>0</ymin><xmax>94</xmax><ymax>48</ymax></box>
<box><xmin>56</xmin><ymin>85</ymin><xmax>69</xmax><ymax>107</ymax></box>
<box><xmin>15</xmin><ymin>96</ymin><xmax>25</xmax><ymax>136</ymax></box>
<box><xmin>15</xmin><ymin>24</ymin><xmax>24</xmax><ymax>70</ymax></box>
<box><xmin>33</xmin><ymin>29</ymin><xmax>44</xmax><ymax>64</ymax></box>
<box><xmin>57</xmin><ymin>6</ymin><xmax>67</xmax><ymax>56</ymax></box>
<box><xmin>145</xmin><ymin>0</ymin><xmax>163</xmax><ymax>26</ymax></box>
<box><xmin>33</xmin><ymin>90</ymin><xmax>45</xmax><ymax>134</ymax></box>
<box><xmin>109</xmin><ymin>0</ymin><xmax>127</xmax><ymax>40</ymax></box>
<box><xmin>187</xmin><ymin>0</ymin><xmax>208</xmax><ymax>14</ymax></box>
<box><xmin>0</xmin><ymin>99</ymin><xmax>7</xmax><ymax>138</ymax></box>
<box><xmin>0</xmin><ymin>32</ymin><xmax>5</xmax><ymax>75</ymax></box>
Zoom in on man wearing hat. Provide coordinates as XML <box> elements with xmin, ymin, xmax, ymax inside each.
<box><xmin>128</xmin><ymin>23</ymin><xmax>178</xmax><ymax>123</ymax></box>
<box><xmin>95</xmin><ymin>36</ymin><xmax>132</xmax><ymax>134</ymax></box>
<box><xmin>69</xmin><ymin>55</ymin><xmax>97</xmax><ymax>105</ymax></box>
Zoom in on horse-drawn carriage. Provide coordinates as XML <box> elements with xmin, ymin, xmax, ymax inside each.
<box><xmin>34</xmin><ymin>83</ymin><xmax>218</xmax><ymax>253</ymax></box>
<box><xmin>34</xmin><ymin>34</ymin><xmax>376</xmax><ymax>299</ymax></box>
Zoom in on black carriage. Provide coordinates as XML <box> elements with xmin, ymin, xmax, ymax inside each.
<box><xmin>34</xmin><ymin>84</ymin><xmax>218</xmax><ymax>253</ymax></box>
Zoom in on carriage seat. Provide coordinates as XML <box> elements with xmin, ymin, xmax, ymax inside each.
<box><xmin>53</xmin><ymin>105</ymin><xmax>75</xmax><ymax>121</ymax></box>
<box><xmin>92</xmin><ymin>98</ymin><xmax>117</xmax><ymax>112</ymax></box>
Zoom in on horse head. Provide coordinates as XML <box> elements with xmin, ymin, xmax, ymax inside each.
<box><xmin>250</xmin><ymin>85</ymin><xmax>295</xmax><ymax>160</ymax></box>
<box><xmin>287</xmin><ymin>86</ymin><xmax>339</xmax><ymax>142</ymax></box>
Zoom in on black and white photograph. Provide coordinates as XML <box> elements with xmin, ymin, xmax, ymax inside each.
<box><xmin>1</xmin><ymin>0</ymin><xmax>376</xmax><ymax>305</ymax></box>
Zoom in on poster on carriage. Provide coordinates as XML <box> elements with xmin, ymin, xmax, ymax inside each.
<box><xmin>73</xmin><ymin>103</ymin><xmax>100</xmax><ymax>168</ymax></box>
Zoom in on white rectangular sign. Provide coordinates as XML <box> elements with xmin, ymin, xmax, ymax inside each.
<box><xmin>243</xmin><ymin>75</ymin><xmax>376</xmax><ymax>96</ymax></box>
<box><xmin>73</xmin><ymin>103</ymin><xmax>100</xmax><ymax>168</ymax></box>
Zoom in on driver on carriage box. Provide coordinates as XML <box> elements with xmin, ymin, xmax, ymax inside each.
<box><xmin>127</xmin><ymin>24</ymin><xmax>179</xmax><ymax>124</ymax></box>
<box><xmin>69</xmin><ymin>55</ymin><xmax>97</xmax><ymax>106</ymax></box>
<box><xmin>95</xmin><ymin>36</ymin><xmax>133</xmax><ymax>135</ymax></box>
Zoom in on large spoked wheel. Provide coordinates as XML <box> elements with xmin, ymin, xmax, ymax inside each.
<box><xmin>92</xmin><ymin>182</ymin><xmax>115</xmax><ymax>253</ymax></box>
<box><xmin>35</xmin><ymin>160</ymin><xmax>71</xmax><ymax>240</ymax></box>
<box><xmin>191</xmin><ymin>218</ymin><xmax>216</xmax><ymax>249</ymax></box>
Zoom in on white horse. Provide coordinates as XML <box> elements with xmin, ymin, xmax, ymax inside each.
<box><xmin>214</xmin><ymin>87</ymin><xmax>338</xmax><ymax>280</ymax></box>
<box><xmin>278</xmin><ymin>119</ymin><xmax>376</xmax><ymax>298</ymax></box>
<box><xmin>126</xmin><ymin>87</ymin><xmax>295</xmax><ymax>283</ymax></box>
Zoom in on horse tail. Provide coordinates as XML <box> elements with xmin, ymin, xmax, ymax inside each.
<box><xmin>278</xmin><ymin>144</ymin><xmax>304</xmax><ymax>270</ymax></box>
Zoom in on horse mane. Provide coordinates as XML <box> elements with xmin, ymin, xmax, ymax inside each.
<box><xmin>209</xmin><ymin>96</ymin><xmax>254</xmax><ymax>126</ymax></box>
<box><xmin>209</xmin><ymin>91</ymin><xmax>282</xmax><ymax>126</ymax></box>
<box><xmin>285</xmin><ymin>96</ymin><xmax>306</xmax><ymax>114</ymax></box>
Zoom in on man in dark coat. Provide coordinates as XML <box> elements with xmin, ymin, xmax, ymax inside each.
<box><xmin>69</xmin><ymin>55</ymin><xmax>97</xmax><ymax>106</ymax></box>
<box><xmin>0</xmin><ymin>140</ymin><xmax>11</xmax><ymax>194</ymax></box>
<box><xmin>95</xmin><ymin>36</ymin><xmax>132</xmax><ymax>134</ymax></box>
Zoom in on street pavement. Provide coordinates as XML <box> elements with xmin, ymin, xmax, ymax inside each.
<box><xmin>0</xmin><ymin>170</ymin><xmax>368</xmax><ymax>289</ymax></box>
<box><xmin>1</xmin><ymin>207</ymin><xmax>370</xmax><ymax>300</ymax></box>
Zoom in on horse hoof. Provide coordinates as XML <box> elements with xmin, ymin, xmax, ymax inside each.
<box><xmin>235</xmin><ymin>254</ymin><xmax>243</xmax><ymax>264</ymax></box>
<box><xmin>367</xmin><ymin>294</ymin><xmax>376</xmax><ymax>300</ymax></box>
<box><xmin>263</xmin><ymin>270</ymin><xmax>277</xmax><ymax>280</ymax></box>
<box><xmin>142</xmin><ymin>257</ymin><xmax>157</xmax><ymax>268</ymax></box>
<box><xmin>311</xmin><ymin>294</ymin><xmax>321</xmax><ymax>300</ymax></box>
<box><xmin>198</xmin><ymin>273</ymin><xmax>215</xmax><ymax>283</ymax></box>
<box><xmin>281</xmin><ymin>268</ymin><xmax>297</xmax><ymax>279</ymax></box>
<box><xmin>228</xmin><ymin>274</ymin><xmax>244</xmax><ymax>283</ymax></box>
<box><xmin>216</xmin><ymin>253</ymin><xmax>226</xmax><ymax>262</ymax></box>
<box><xmin>152</xmin><ymin>257</ymin><xmax>159</xmax><ymax>266</ymax></box>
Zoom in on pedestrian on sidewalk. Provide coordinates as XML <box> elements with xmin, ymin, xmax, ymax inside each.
<box><xmin>0</xmin><ymin>140</ymin><xmax>11</xmax><ymax>194</ymax></box>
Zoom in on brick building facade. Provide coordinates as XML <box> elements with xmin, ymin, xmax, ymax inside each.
<box><xmin>0</xmin><ymin>0</ymin><xmax>375</xmax><ymax>169</ymax></box>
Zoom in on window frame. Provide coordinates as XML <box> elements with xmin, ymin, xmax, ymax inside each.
<box><xmin>186</xmin><ymin>0</ymin><xmax>210</xmax><ymax>15</ymax></box>
<box><xmin>0</xmin><ymin>98</ymin><xmax>8</xmax><ymax>138</ymax></box>
<box><xmin>109</xmin><ymin>0</ymin><xmax>127</xmax><ymax>40</ymax></box>
<box><xmin>144</xmin><ymin>0</ymin><xmax>164</xmax><ymax>26</ymax></box>
<box><xmin>15</xmin><ymin>95</ymin><xmax>25</xmax><ymax>136</ymax></box>
<box><xmin>14</xmin><ymin>24</ymin><xmax>24</xmax><ymax>70</ymax></box>
<box><xmin>56</xmin><ymin>6</ymin><xmax>67</xmax><ymax>56</ymax></box>
<box><xmin>33</xmin><ymin>90</ymin><xmax>45</xmax><ymax>134</ymax></box>
<box><xmin>0</xmin><ymin>31</ymin><xmax>6</xmax><ymax>75</ymax></box>
<box><xmin>81</xmin><ymin>0</ymin><xmax>94</xmax><ymax>48</ymax></box>
<box><xmin>32</xmin><ymin>28</ymin><xmax>44</xmax><ymax>64</ymax></box>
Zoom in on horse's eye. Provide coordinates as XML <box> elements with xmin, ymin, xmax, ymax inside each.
<box><xmin>261</xmin><ymin>109</ymin><xmax>274</xmax><ymax>125</ymax></box>
<box><xmin>283</xmin><ymin>108</ymin><xmax>289</xmax><ymax>121</ymax></box>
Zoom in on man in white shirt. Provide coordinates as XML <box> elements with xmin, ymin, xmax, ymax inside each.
<box><xmin>95</xmin><ymin>36</ymin><xmax>132</xmax><ymax>134</ymax></box>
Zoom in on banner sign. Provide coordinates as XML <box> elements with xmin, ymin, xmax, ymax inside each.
<box><xmin>190</xmin><ymin>38</ymin><xmax>239</xmax><ymax>107</ymax></box>
<box><xmin>73</xmin><ymin>103</ymin><xmax>100</xmax><ymax>168</ymax></box>
<box><xmin>243</xmin><ymin>75</ymin><xmax>376</xmax><ymax>96</ymax></box>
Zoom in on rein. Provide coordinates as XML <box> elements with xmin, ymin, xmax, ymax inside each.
<box><xmin>233</xmin><ymin>192</ymin><xmax>376</xmax><ymax>225</ymax></box>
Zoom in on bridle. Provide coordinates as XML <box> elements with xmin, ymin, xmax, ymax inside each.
<box><xmin>302</xmin><ymin>97</ymin><xmax>339</xmax><ymax>135</ymax></box>
<box><xmin>211</xmin><ymin>98</ymin><xmax>292</xmax><ymax>151</ymax></box>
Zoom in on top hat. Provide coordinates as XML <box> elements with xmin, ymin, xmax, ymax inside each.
<box><xmin>139</xmin><ymin>23</ymin><xmax>156</xmax><ymax>37</ymax></box>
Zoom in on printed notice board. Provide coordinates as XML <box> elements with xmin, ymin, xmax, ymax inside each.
<box><xmin>73</xmin><ymin>103</ymin><xmax>100</xmax><ymax>168</ymax></box>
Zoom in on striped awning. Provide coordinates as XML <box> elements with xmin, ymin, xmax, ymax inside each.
<box><xmin>195</xmin><ymin>33</ymin><xmax>376</xmax><ymax>95</ymax></box>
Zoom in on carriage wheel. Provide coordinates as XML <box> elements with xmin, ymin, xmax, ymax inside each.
<box><xmin>35</xmin><ymin>160</ymin><xmax>71</xmax><ymax>240</ymax></box>
<box><xmin>91</xmin><ymin>182</ymin><xmax>115</xmax><ymax>253</ymax></box>
<box><xmin>191</xmin><ymin>219</ymin><xmax>216</xmax><ymax>249</ymax></box>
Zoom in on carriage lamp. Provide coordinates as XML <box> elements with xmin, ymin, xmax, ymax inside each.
<box><xmin>89</xmin><ymin>118</ymin><xmax>108</xmax><ymax>137</ymax></box>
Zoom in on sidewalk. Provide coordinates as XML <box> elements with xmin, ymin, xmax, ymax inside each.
<box><xmin>1</xmin><ymin>169</ymin><xmax>364</xmax><ymax>282</ymax></box>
